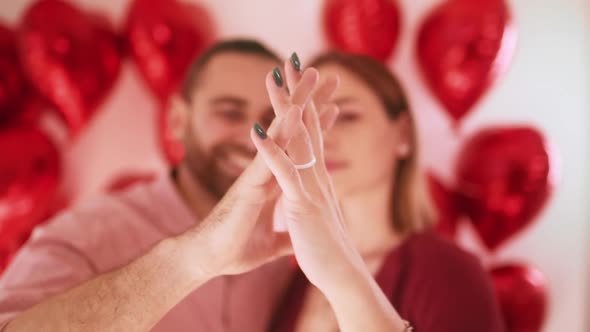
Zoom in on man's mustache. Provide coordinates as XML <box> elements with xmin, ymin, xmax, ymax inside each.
<box><xmin>215</xmin><ymin>144</ymin><xmax>256</xmax><ymax>161</ymax></box>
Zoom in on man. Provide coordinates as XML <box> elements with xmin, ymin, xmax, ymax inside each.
<box><xmin>0</xmin><ymin>39</ymin><xmax>326</xmax><ymax>331</ymax></box>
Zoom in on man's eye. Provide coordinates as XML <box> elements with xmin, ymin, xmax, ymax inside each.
<box><xmin>217</xmin><ymin>109</ymin><xmax>245</xmax><ymax>122</ymax></box>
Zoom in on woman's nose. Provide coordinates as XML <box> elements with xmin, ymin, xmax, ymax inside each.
<box><xmin>323</xmin><ymin>132</ymin><xmax>338</xmax><ymax>151</ymax></box>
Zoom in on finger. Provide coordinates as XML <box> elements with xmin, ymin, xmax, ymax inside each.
<box><xmin>266</xmin><ymin>66</ymin><xmax>318</xmax><ymax>118</ymax></box>
<box><xmin>267</xmin><ymin>105</ymin><xmax>303</xmax><ymax>148</ymax></box>
<box><xmin>266</xmin><ymin>68</ymin><xmax>290</xmax><ymax>117</ymax></box>
<box><xmin>290</xmin><ymin>102</ymin><xmax>332</xmax><ymax>204</ymax></box>
<box><xmin>286</xmin><ymin>73</ymin><xmax>338</xmax><ymax>199</ymax></box>
<box><xmin>288</xmin><ymin>73</ymin><xmax>346</xmax><ymax>233</ymax></box>
<box><xmin>319</xmin><ymin>104</ymin><xmax>340</xmax><ymax>134</ymax></box>
<box><xmin>313</xmin><ymin>74</ymin><xmax>340</xmax><ymax>107</ymax></box>
<box><xmin>301</xmin><ymin>74</ymin><xmax>339</xmax><ymax>160</ymax></box>
<box><xmin>289</xmin><ymin>68</ymin><xmax>319</xmax><ymax>108</ymax></box>
<box><xmin>287</xmin><ymin>125</ymin><xmax>319</xmax><ymax>192</ymax></box>
<box><xmin>238</xmin><ymin>106</ymin><xmax>303</xmax><ymax>193</ymax></box>
<box><xmin>264</xmin><ymin>65</ymin><xmax>320</xmax><ymax>197</ymax></box>
<box><xmin>282</xmin><ymin>68</ymin><xmax>319</xmax><ymax>167</ymax></box>
<box><xmin>211</xmin><ymin>105</ymin><xmax>303</xmax><ymax>247</ymax></box>
<box><xmin>250</xmin><ymin>123</ymin><xmax>307</xmax><ymax>202</ymax></box>
<box><xmin>284</xmin><ymin>53</ymin><xmax>302</xmax><ymax>95</ymax></box>
<box><xmin>303</xmin><ymin>103</ymin><xmax>346</xmax><ymax>230</ymax></box>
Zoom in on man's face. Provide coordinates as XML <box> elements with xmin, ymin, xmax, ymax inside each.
<box><xmin>181</xmin><ymin>53</ymin><xmax>279</xmax><ymax>198</ymax></box>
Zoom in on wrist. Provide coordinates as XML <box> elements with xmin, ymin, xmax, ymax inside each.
<box><xmin>166</xmin><ymin>232</ymin><xmax>217</xmax><ymax>287</ymax></box>
<box><xmin>322</xmin><ymin>266</ymin><xmax>407</xmax><ymax>332</ymax></box>
<box><xmin>315</xmin><ymin>246</ymin><xmax>370</xmax><ymax>296</ymax></box>
<box><xmin>321</xmin><ymin>262</ymin><xmax>372</xmax><ymax>301</ymax></box>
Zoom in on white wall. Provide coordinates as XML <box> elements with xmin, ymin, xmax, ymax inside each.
<box><xmin>1</xmin><ymin>1</ymin><xmax>588</xmax><ymax>331</ymax></box>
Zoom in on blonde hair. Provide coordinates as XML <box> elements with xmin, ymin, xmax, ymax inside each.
<box><xmin>311</xmin><ymin>52</ymin><xmax>435</xmax><ymax>234</ymax></box>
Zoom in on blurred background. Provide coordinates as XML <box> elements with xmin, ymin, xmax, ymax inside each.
<box><xmin>0</xmin><ymin>0</ymin><xmax>588</xmax><ymax>331</ymax></box>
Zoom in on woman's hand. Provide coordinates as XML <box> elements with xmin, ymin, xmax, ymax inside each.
<box><xmin>251</xmin><ymin>58</ymin><xmax>364</xmax><ymax>294</ymax></box>
<box><xmin>250</xmin><ymin>58</ymin><xmax>409</xmax><ymax>332</ymax></box>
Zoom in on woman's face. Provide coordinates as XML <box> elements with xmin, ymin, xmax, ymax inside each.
<box><xmin>317</xmin><ymin>63</ymin><xmax>411</xmax><ymax>197</ymax></box>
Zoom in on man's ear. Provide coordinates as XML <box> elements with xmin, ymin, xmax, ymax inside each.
<box><xmin>168</xmin><ymin>94</ymin><xmax>190</xmax><ymax>142</ymax></box>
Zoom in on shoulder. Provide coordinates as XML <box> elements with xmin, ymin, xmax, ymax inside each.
<box><xmin>37</xmin><ymin>184</ymin><xmax>154</xmax><ymax>241</ymax></box>
<box><xmin>398</xmin><ymin>230</ymin><xmax>505</xmax><ymax>331</ymax></box>
<box><xmin>402</xmin><ymin>230</ymin><xmax>494</xmax><ymax>298</ymax></box>
<box><xmin>404</xmin><ymin>230</ymin><xmax>484</xmax><ymax>276</ymax></box>
<box><xmin>27</xmin><ymin>178</ymin><xmax>174</xmax><ymax>271</ymax></box>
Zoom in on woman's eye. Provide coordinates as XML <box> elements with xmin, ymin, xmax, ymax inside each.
<box><xmin>337</xmin><ymin>112</ymin><xmax>360</xmax><ymax>123</ymax></box>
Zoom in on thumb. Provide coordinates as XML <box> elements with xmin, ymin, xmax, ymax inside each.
<box><xmin>214</xmin><ymin>106</ymin><xmax>302</xmax><ymax>240</ymax></box>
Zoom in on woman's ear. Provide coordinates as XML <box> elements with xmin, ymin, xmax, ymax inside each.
<box><xmin>168</xmin><ymin>94</ymin><xmax>190</xmax><ymax>142</ymax></box>
<box><xmin>394</xmin><ymin>113</ymin><xmax>413</xmax><ymax>159</ymax></box>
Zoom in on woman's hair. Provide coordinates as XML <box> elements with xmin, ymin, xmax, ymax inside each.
<box><xmin>310</xmin><ymin>52</ymin><xmax>435</xmax><ymax>234</ymax></box>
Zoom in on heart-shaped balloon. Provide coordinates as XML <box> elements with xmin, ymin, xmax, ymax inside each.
<box><xmin>0</xmin><ymin>125</ymin><xmax>61</xmax><ymax>272</ymax></box>
<box><xmin>0</xmin><ymin>22</ymin><xmax>44</xmax><ymax>125</ymax></box>
<box><xmin>0</xmin><ymin>23</ymin><xmax>27</xmax><ymax>122</ymax></box>
<box><xmin>125</xmin><ymin>0</ymin><xmax>215</xmax><ymax>103</ymax></box>
<box><xmin>427</xmin><ymin>172</ymin><xmax>461</xmax><ymax>239</ymax></box>
<box><xmin>105</xmin><ymin>171</ymin><xmax>156</xmax><ymax>193</ymax></box>
<box><xmin>323</xmin><ymin>0</ymin><xmax>401</xmax><ymax>62</ymax></box>
<box><xmin>417</xmin><ymin>0</ymin><xmax>517</xmax><ymax>126</ymax></box>
<box><xmin>455</xmin><ymin>126</ymin><xmax>557</xmax><ymax>251</ymax></box>
<box><xmin>489</xmin><ymin>263</ymin><xmax>548</xmax><ymax>332</ymax></box>
<box><xmin>18</xmin><ymin>0</ymin><xmax>122</xmax><ymax>134</ymax></box>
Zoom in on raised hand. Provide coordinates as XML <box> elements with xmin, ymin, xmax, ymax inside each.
<box><xmin>183</xmin><ymin>62</ymin><xmax>341</xmax><ymax>278</ymax></box>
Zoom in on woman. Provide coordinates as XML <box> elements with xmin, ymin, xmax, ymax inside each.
<box><xmin>254</xmin><ymin>53</ymin><xmax>505</xmax><ymax>332</ymax></box>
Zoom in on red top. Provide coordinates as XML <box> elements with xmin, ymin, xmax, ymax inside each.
<box><xmin>269</xmin><ymin>230</ymin><xmax>505</xmax><ymax>332</ymax></box>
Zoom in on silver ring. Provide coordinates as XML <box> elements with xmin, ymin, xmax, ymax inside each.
<box><xmin>294</xmin><ymin>156</ymin><xmax>316</xmax><ymax>170</ymax></box>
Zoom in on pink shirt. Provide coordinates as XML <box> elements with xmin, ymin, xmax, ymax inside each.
<box><xmin>0</xmin><ymin>173</ymin><xmax>293</xmax><ymax>331</ymax></box>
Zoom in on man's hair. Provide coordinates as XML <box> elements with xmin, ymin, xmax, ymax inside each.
<box><xmin>180</xmin><ymin>39</ymin><xmax>281</xmax><ymax>101</ymax></box>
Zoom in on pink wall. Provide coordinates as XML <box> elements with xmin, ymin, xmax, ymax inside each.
<box><xmin>1</xmin><ymin>0</ymin><xmax>589</xmax><ymax>331</ymax></box>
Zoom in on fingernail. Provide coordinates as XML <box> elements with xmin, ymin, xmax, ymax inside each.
<box><xmin>290</xmin><ymin>52</ymin><xmax>301</xmax><ymax>72</ymax></box>
<box><xmin>272</xmin><ymin>67</ymin><xmax>283</xmax><ymax>87</ymax></box>
<box><xmin>253</xmin><ymin>122</ymin><xmax>267</xmax><ymax>139</ymax></box>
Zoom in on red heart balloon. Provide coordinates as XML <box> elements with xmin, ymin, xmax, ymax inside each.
<box><xmin>105</xmin><ymin>171</ymin><xmax>156</xmax><ymax>193</ymax></box>
<box><xmin>0</xmin><ymin>23</ymin><xmax>27</xmax><ymax>122</ymax></box>
<box><xmin>417</xmin><ymin>0</ymin><xmax>517</xmax><ymax>126</ymax></box>
<box><xmin>0</xmin><ymin>125</ymin><xmax>61</xmax><ymax>272</ymax></box>
<box><xmin>323</xmin><ymin>0</ymin><xmax>401</xmax><ymax>62</ymax></box>
<box><xmin>18</xmin><ymin>0</ymin><xmax>122</xmax><ymax>134</ymax></box>
<box><xmin>0</xmin><ymin>22</ymin><xmax>44</xmax><ymax>125</ymax></box>
<box><xmin>455</xmin><ymin>126</ymin><xmax>557</xmax><ymax>251</ymax></box>
<box><xmin>427</xmin><ymin>173</ymin><xmax>461</xmax><ymax>239</ymax></box>
<box><xmin>125</xmin><ymin>0</ymin><xmax>215</xmax><ymax>103</ymax></box>
<box><xmin>489</xmin><ymin>263</ymin><xmax>548</xmax><ymax>332</ymax></box>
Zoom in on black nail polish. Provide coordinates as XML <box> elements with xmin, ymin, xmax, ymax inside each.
<box><xmin>272</xmin><ymin>67</ymin><xmax>283</xmax><ymax>87</ymax></box>
<box><xmin>253</xmin><ymin>122</ymin><xmax>267</xmax><ymax>139</ymax></box>
<box><xmin>291</xmin><ymin>52</ymin><xmax>301</xmax><ymax>72</ymax></box>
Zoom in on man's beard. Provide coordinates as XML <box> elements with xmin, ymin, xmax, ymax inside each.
<box><xmin>183</xmin><ymin>134</ymin><xmax>255</xmax><ymax>199</ymax></box>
